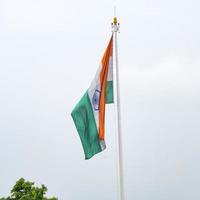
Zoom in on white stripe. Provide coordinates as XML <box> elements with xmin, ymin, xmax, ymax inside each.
<box><xmin>87</xmin><ymin>64</ymin><xmax>101</xmax><ymax>132</ymax></box>
<box><xmin>107</xmin><ymin>56</ymin><xmax>113</xmax><ymax>81</ymax></box>
<box><xmin>87</xmin><ymin>55</ymin><xmax>113</xmax><ymax>150</ymax></box>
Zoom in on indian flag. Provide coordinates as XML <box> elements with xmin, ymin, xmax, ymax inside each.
<box><xmin>71</xmin><ymin>35</ymin><xmax>113</xmax><ymax>159</ymax></box>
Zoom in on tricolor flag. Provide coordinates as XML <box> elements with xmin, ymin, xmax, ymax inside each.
<box><xmin>71</xmin><ymin>35</ymin><xmax>113</xmax><ymax>159</ymax></box>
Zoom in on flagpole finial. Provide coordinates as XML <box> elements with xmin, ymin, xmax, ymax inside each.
<box><xmin>111</xmin><ymin>6</ymin><xmax>120</xmax><ymax>32</ymax></box>
<box><xmin>113</xmin><ymin>17</ymin><xmax>118</xmax><ymax>25</ymax></box>
<box><xmin>111</xmin><ymin>16</ymin><xmax>120</xmax><ymax>33</ymax></box>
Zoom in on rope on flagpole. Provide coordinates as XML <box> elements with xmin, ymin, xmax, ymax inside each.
<box><xmin>111</xmin><ymin>12</ymin><xmax>125</xmax><ymax>200</ymax></box>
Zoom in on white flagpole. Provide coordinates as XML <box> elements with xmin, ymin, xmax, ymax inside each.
<box><xmin>112</xmin><ymin>15</ymin><xmax>125</xmax><ymax>200</ymax></box>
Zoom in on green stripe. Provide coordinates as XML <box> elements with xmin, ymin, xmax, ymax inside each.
<box><xmin>71</xmin><ymin>92</ymin><xmax>102</xmax><ymax>159</ymax></box>
<box><xmin>106</xmin><ymin>80</ymin><xmax>114</xmax><ymax>104</ymax></box>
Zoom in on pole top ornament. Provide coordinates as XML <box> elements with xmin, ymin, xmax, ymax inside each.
<box><xmin>111</xmin><ymin>17</ymin><xmax>120</xmax><ymax>33</ymax></box>
<box><xmin>114</xmin><ymin>17</ymin><xmax>118</xmax><ymax>25</ymax></box>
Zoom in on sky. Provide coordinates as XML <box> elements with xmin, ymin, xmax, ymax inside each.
<box><xmin>0</xmin><ymin>0</ymin><xmax>200</xmax><ymax>199</ymax></box>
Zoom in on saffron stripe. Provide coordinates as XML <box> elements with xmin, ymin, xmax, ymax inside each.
<box><xmin>99</xmin><ymin>36</ymin><xmax>113</xmax><ymax>140</ymax></box>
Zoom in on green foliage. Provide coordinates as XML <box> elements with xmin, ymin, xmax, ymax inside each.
<box><xmin>0</xmin><ymin>178</ymin><xmax>58</xmax><ymax>200</ymax></box>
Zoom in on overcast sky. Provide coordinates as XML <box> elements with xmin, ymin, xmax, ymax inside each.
<box><xmin>0</xmin><ymin>0</ymin><xmax>200</xmax><ymax>199</ymax></box>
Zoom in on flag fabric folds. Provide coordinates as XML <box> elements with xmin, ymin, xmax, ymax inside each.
<box><xmin>71</xmin><ymin>35</ymin><xmax>113</xmax><ymax>159</ymax></box>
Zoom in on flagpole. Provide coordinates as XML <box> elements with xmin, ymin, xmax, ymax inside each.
<box><xmin>112</xmin><ymin>16</ymin><xmax>125</xmax><ymax>200</ymax></box>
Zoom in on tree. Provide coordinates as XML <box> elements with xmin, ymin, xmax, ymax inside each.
<box><xmin>0</xmin><ymin>178</ymin><xmax>58</xmax><ymax>200</ymax></box>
